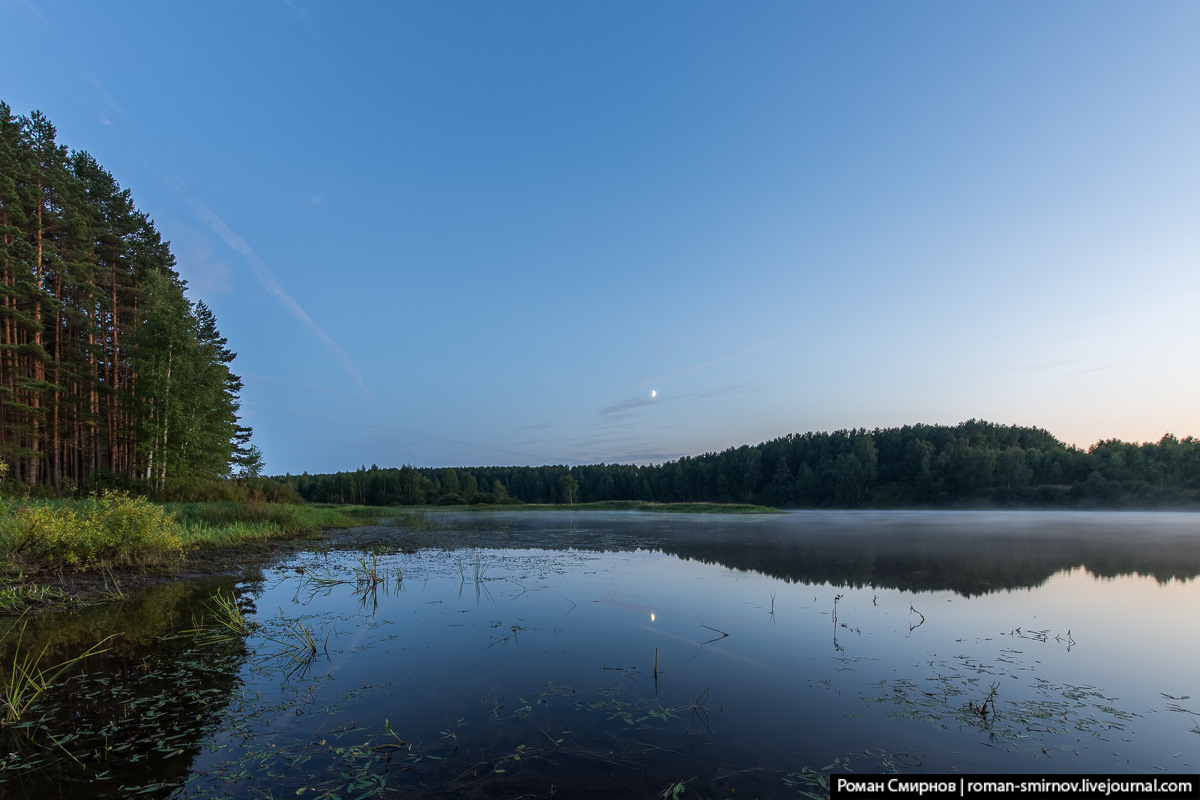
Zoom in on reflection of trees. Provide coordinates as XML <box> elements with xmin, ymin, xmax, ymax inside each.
<box><xmin>0</xmin><ymin>575</ymin><xmax>256</xmax><ymax>798</ymax></box>
<box><xmin>656</xmin><ymin>526</ymin><xmax>1200</xmax><ymax>596</ymax></box>
<box><xmin>409</xmin><ymin>511</ymin><xmax>1200</xmax><ymax>597</ymax></box>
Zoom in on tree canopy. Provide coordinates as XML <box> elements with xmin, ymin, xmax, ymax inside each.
<box><xmin>276</xmin><ymin>421</ymin><xmax>1200</xmax><ymax>509</ymax></box>
<box><xmin>0</xmin><ymin>103</ymin><xmax>252</xmax><ymax>495</ymax></box>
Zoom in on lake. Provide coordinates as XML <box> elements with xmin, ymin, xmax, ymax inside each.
<box><xmin>2</xmin><ymin>510</ymin><xmax>1198</xmax><ymax>799</ymax></box>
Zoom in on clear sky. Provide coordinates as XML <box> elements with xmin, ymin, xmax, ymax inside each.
<box><xmin>3</xmin><ymin>1</ymin><xmax>1198</xmax><ymax>474</ymax></box>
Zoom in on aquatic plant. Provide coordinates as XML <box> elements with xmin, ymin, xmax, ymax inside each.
<box><xmin>299</xmin><ymin>563</ymin><xmax>351</xmax><ymax>591</ymax></box>
<box><xmin>662</xmin><ymin>780</ymin><xmax>690</xmax><ymax>799</ymax></box>
<box><xmin>354</xmin><ymin>550</ymin><xmax>393</xmax><ymax>589</ymax></box>
<box><xmin>263</xmin><ymin>610</ymin><xmax>326</xmax><ymax>664</ymax></box>
<box><xmin>698</xmin><ymin>621</ymin><xmax>729</xmax><ymax>647</ymax></box>
<box><xmin>0</xmin><ymin>574</ymin><xmax>69</xmax><ymax>614</ymax></box>
<box><xmin>207</xmin><ymin>591</ymin><xmax>256</xmax><ymax>638</ymax></box>
<box><xmin>968</xmin><ymin>682</ymin><xmax>1000</xmax><ymax>722</ymax></box>
<box><xmin>1</xmin><ymin>616</ymin><xmax>114</xmax><ymax>725</ymax></box>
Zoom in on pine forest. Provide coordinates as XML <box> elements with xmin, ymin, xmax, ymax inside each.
<box><xmin>0</xmin><ymin>103</ymin><xmax>253</xmax><ymax>496</ymax></box>
<box><xmin>279</xmin><ymin>421</ymin><xmax>1200</xmax><ymax>510</ymax></box>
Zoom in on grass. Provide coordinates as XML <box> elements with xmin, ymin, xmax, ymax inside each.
<box><xmin>0</xmin><ymin>496</ymin><xmax>388</xmax><ymax>572</ymax></box>
<box><xmin>168</xmin><ymin>501</ymin><xmax>385</xmax><ymax>544</ymax></box>
<box><xmin>263</xmin><ymin>610</ymin><xmax>325</xmax><ymax>664</ymax></box>
<box><xmin>0</xmin><ymin>496</ymin><xmax>395</xmax><ymax>613</ymax></box>
<box><xmin>1</xmin><ymin>615</ymin><xmax>115</xmax><ymax>725</ymax></box>
<box><xmin>0</xmin><ymin>577</ymin><xmax>70</xmax><ymax>614</ymax></box>
<box><xmin>203</xmin><ymin>591</ymin><xmax>257</xmax><ymax>638</ymax></box>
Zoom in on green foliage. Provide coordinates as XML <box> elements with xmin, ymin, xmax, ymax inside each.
<box><xmin>0</xmin><ymin>579</ymin><xmax>69</xmax><ymax>614</ymax></box>
<box><xmin>0</xmin><ymin>491</ymin><xmax>186</xmax><ymax>570</ymax></box>
<box><xmin>276</xmin><ymin>421</ymin><xmax>1200</xmax><ymax>510</ymax></box>
<box><xmin>171</xmin><ymin>501</ymin><xmax>381</xmax><ymax>547</ymax></box>
<box><xmin>162</xmin><ymin>476</ymin><xmax>304</xmax><ymax>504</ymax></box>
<box><xmin>561</xmin><ymin>474</ymin><xmax>579</xmax><ymax>504</ymax></box>
<box><xmin>0</xmin><ymin>491</ymin><xmax>382</xmax><ymax>583</ymax></box>
<box><xmin>0</xmin><ymin>103</ymin><xmax>255</xmax><ymax>494</ymax></box>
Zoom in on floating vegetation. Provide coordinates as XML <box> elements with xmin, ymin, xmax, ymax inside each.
<box><xmin>0</xmin><ymin>577</ymin><xmax>247</xmax><ymax>798</ymax></box>
<box><xmin>862</xmin><ymin>658</ymin><xmax>1150</xmax><ymax>754</ymax></box>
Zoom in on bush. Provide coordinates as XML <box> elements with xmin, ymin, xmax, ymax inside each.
<box><xmin>160</xmin><ymin>477</ymin><xmax>304</xmax><ymax>504</ymax></box>
<box><xmin>0</xmin><ymin>492</ymin><xmax>186</xmax><ymax>570</ymax></box>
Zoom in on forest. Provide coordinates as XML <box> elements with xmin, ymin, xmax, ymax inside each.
<box><xmin>277</xmin><ymin>420</ymin><xmax>1200</xmax><ymax>509</ymax></box>
<box><xmin>0</xmin><ymin>104</ymin><xmax>255</xmax><ymax>497</ymax></box>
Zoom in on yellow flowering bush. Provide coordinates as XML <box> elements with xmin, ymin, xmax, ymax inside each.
<box><xmin>0</xmin><ymin>492</ymin><xmax>187</xmax><ymax>570</ymax></box>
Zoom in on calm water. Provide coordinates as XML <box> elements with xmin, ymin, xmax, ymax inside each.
<box><xmin>2</xmin><ymin>510</ymin><xmax>1198</xmax><ymax>799</ymax></box>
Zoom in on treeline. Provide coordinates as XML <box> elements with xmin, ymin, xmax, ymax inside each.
<box><xmin>0</xmin><ymin>103</ymin><xmax>255</xmax><ymax>496</ymax></box>
<box><xmin>278</xmin><ymin>420</ymin><xmax>1200</xmax><ymax>509</ymax></box>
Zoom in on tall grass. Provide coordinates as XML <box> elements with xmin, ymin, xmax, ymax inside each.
<box><xmin>0</xmin><ymin>492</ymin><xmax>389</xmax><ymax>581</ymax></box>
<box><xmin>0</xmin><ymin>496</ymin><xmax>397</xmax><ymax>616</ymax></box>
<box><xmin>1</xmin><ymin>616</ymin><xmax>114</xmax><ymax>725</ymax></box>
<box><xmin>169</xmin><ymin>501</ymin><xmax>381</xmax><ymax>540</ymax></box>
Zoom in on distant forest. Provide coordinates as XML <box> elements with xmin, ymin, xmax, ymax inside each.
<box><xmin>278</xmin><ymin>420</ymin><xmax>1200</xmax><ymax>509</ymax></box>
<box><xmin>0</xmin><ymin>103</ymin><xmax>255</xmax><ymax>495</ymax></box>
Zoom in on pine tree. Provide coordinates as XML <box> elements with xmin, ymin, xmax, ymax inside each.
<box><xmin>0</xmin><ymin>103</ymin><xmax>253</xmax><ymax>495</ymax></box>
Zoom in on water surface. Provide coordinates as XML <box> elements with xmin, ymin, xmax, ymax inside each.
<box><xmin>2</xmin><ymin>510</ymin><xmax>1197</xmax><ymax>799</ymax></box>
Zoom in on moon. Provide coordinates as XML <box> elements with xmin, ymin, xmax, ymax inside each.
<box><xmin>650</xmin><ymin>390</ymin><xmax>657</xmax><ymax>398</ymax></box>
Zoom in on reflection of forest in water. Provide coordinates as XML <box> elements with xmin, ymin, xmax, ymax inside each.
<box><xmin>0</xmin><ymin>576</ymin><xmax>254</xmax><ymax>800</ymax></box>
<box><xmin>390</xmin><ymin>510</ymin><xmax>1200</xmax><ymax>596</ymax></box>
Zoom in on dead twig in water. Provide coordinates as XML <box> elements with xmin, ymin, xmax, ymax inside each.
<box><xmin>697</xmin><ymin>621</ymin><xmax>729</xmax><ymax>647</ymax></box>
<box><xmin>968</xmin><ymin>682</ymin><xmax>1000</xmax><ymax>723</ymax></box>
<box><xmin>908</xmin><ymin>604</ymin><xmax>925</xmax><ymax>632</ymax></box>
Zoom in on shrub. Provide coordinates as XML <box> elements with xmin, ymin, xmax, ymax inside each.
<box><xmin>0</xmin><ymin>492</ymin><xmax>186</xmax><ymax>571</ymax></box>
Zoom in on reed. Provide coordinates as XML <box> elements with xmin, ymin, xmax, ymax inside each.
<box><xmin>264</xmin><ymin>611</ymin><xmax>326</xmax><ymax>662</ymax></box>
<box><xmin>968</xmin><ymin>682</ymin><xmax>1000</xmax><ymax>721</ymax></box>
<box><xmin>698</xmin><ymin>622</ymin><xmax>729</xmax><ymax>646</ymax></box>
<box><xmin>208</xmin><ymin>591</ymin><xmax>255</xmax><ymax>637</ymax></box>
<box><xmin>355</xmin><ymin>550</ymin><xmax>390</xmax><ymax>589</ymax></box>
<box><xmin>1</xmin><ymin>616</ymin><xmax>114</xmax><ymax>725</ymax></box>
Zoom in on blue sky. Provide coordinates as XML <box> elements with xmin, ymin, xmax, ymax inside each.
<box><xmin>3</xmin><ymin>1</ymin><xmax>1198</xmax><ymax>474</ymax></box>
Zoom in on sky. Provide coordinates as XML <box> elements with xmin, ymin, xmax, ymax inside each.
<box><xmin>2</xmin><ymin>1</ymin><xmax>1198</xmax><ymax>474</ymax></box>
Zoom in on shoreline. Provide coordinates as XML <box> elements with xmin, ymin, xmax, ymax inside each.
<box><xmin>6</xmin><ymin>501</ymin><xmax>1199</xmax><ymax>614</ymax></box>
